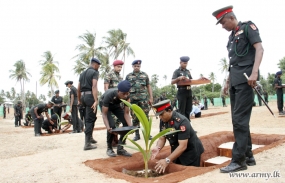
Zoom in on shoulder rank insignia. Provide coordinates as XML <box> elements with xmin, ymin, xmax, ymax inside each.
<box><xmin>180</xmin><ymin>126</ymin><xmax>186</xmax><ymax>132</ymax></box>
<box><xmin>175</xmin><ymin>118</ymin><xmax>181</xmax><ymax>122</ymax></box>
<box><xmin>250</xmin><ymin>24</ymin><xmax>257</xmax><ymax>30</ymax></box>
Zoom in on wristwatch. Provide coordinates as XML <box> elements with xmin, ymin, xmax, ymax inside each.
<box><xmin>165</xmin><ymin>157</ymin><xmax>170</xmax><ymax>164</ymax></box>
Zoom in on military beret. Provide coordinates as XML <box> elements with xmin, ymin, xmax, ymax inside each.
<box><xmin>152</xmin><ymin>99</ymin><xmax>171</xmax><ymax>116</ymax></box>
<box><xmin>212</xmin><ymin>5</ymin><xmax>233</xmax><ymax>25</ymax></box>
<box><xmin>55</xmin><ymin>90</ymin><xmax>59</xmax><ymax>94</ymax></box>
<box><xmin>51</xmin><ymin>114</ymin><xmax>58</xmax><ymax>121</ymax></box>
<box><xmin>113</xmin><ymin>60</ymin><xmax>124</xmax><ymax>66</ymax></box>
<box><xmin>132</xmin><ymin>60</ymin><xmax>142</xmax><ymax>65</ymax></box>
<box><xmin>91</xmin><ymin>57</ymin><xmax>101</xmax><ymax>65</ymax></box>
<box><xmin>17</xmin><ymin>101</ymin><xmax>22</xmax><ymax>104</ymax></box>
<box><xmin>64</xmin><ymin>80</ymin><xmax>73</xmax><ymax>86</ymax></box>
<box><xmin>180</xmin><ymin>56</ymin><xmax>190</xmax><ymax>62</ymax></box>
<box><xmin>276</xmin><ymin>71</ymin><xmax>282</xmax><ymax>75</ymax></box>
<box><xmin>117</xmin><ymin>80</ymin><xmax>131</xmax><ymax>92</ymax></box>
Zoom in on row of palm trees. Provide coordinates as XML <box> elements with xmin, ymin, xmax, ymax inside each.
<box><xmin>8</xmin><ymin>29</ymin><xmax>135</xmax><ymax>107</ymax></box>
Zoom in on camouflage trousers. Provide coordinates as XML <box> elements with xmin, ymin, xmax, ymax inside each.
<box><xmin>111</xmin><ymin>113</ymin><xmax>121</xmax><ymax>128</ymax></box>
<box><xmin>130</xmin><ymin>100</ymin><xmax>150</xmax><ymax>126</ymax></box>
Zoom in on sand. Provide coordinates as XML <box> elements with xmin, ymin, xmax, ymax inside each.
<box><xmin>1</xmin><ymin>101</ymin><xmax>285</xmax><ymax>183</ymax></box>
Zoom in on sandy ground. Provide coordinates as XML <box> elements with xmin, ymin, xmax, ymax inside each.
<box><xmin>1</xmin><ymin>101</ymin><xmax>285</xmax><ymax>183</ymax></box>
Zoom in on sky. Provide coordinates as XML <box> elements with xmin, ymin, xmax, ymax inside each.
<box><xmin>1</xmin><ymin>0</ymin><xmax>284</xmax><ymax>101</ymax></box>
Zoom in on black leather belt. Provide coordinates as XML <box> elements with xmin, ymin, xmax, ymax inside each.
<box><xmin>81</xmin><ymin>91</ymin><xmax>92</xmax><ymax>95</ymax></box>
<box><xmin>177</xmin><ymin>86</ymin><xmax>191</xmax><ymax>90</ymax></box>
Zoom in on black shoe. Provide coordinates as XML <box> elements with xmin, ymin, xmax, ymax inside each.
<box><xmin>69</xmin><ymin>131</ymin><xmax>77</xmax><ymax>134</ymax></box>
<box><xmin>35</xmin><ymin>134</ymin><xmax>41</xmax><ymax>137</ymax></box>
<box><xmin>84</xmin><ymin>143</ymin><xmax>97</xmax><ymax>150</ymax></box>
<box><xmin>90</xmin><ymin>138</ymin><xmax>97</xmax><ymax>144</ymax></box>
<box><xmin>132</xmin><ymin>136</ymin><xmax>140</xmax><ymax>141</ymax></box>
<box><xmin>246</xmin><ymin>156</ymin><xmax>256</xmax><ymax>166</ymax></box>
<box><xmin>107</xmin><ymin>148</ymin><xmax>117</xmax><ymax>157</ymax></box>
<box><xmin>220</xmin><ymin>161</ymin><xmax>247</xmax><ymax>173</ymax></box>
<box><xmin>77</xmin><ymin>130</ymin><xmax>83</xmax><ymax>133</ymax></box>
<box><xmin>117</xmin><ymin>149</ymin><xmax>132</xmax><ymax>157</ymax></box>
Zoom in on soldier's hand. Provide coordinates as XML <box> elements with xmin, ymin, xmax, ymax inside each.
<box><xmin>223</xmin><ymin>84</ymin><xmax>229</xmax><ymax>96</ymax></box>
<box><xmin>151</xmin><ymin>147</ymin><xmax>160</xmax><ymax>160</ymax></box>
<box><xmin>91</xmin><ymin>101</ymin><xmax>98</xmax><ymax>113</ymax></box>
<box><xmin>50</xmin><ymin>120</ymin><xmax>54</xmax><ymax>125</ymax></box>
<box><xmin>148</xmin><ymin>98</ymin><xmax>153</xmax><ymax>105</ymax></box>
<box><xmin>248</xmin><ymin>73</ymin><xmax>258</xmax><ymax>88</ymax></box>
<box><xmin>179</xmin><ymin>76</ymin><xmax>186</xmax><ymax>80</ymax></box>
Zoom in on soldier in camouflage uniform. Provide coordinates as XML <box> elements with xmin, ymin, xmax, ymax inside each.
<box><xmin>125</xmin><ymin>60</ymin><xmax>153</xmax><ymax>141</ymax></box>
<box><xmin>104</xmin><ymin>60</ymin><xmax>124</xmax><ymax>147</ymax></box>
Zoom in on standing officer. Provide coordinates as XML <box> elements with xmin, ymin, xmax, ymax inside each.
<box><xmin>104</xmin><ymin>60</ymin><xmax>124</xmax><ymax>147</ymax></box>
<box><xmin>222</xmin><ymin>95</ymin><xmax>227</xmax><ymax>107</ymax></box>
<box><xmin>3</xmin><ymin>104</ymin><xmax>6</xmax><ymax>119</ymax></box>
<box><xmin>125</xmin><ymin>60</ymin><xmax>153</xmax><ymax>141</ymax></box>
<box><xmin>77</xmin><ymin>58</ymin><xmax>100</xmax><ymax>151</ymax></box>
<box><xmin>99</xmin><ymin>80</ymin><xmax>133</xmax><ymax>157</ymax></box>
<box><xmin>51</xmin><ymin>90</ymin><xmax>63</xmax><ymax>123</ymax></box>
<box><xmin>203</xmin><ymin>95</ymin><xmax>208</xmax><ymax>110</ymax></box>
<box><xmin>171</xmin><ymin>56</ymin><xmax>198</xmax><ymax>120</ymax></box>
<box><xmin>30</xmin><ymin>101</ymin><xmax>54</xmax><ymax>136</ymax></box>
<box><xmin>263</xmin><ymin>89</ymin><xmax>268</xmax><ymax>104</ymax></box>
<box><xmin>212</xmin><ymin>5</ymin><xmax>264</xmax><ymax>173</ymax></box>
<box><xmin>274</xmin><ymin>71</ymin><xmax>285</xmax><ymax>115</ymax></box>
<box><xmin>14</xmin><ymin>101</ymin><xmax>22</xmax><ymax>127</ymax></box>
<box><xmin>65</xmin><ymin>81</ymin><xmax>81</xmax><ymax>133</ymax></box>
<box><xmin>151</xmin><ymin>100</ymin><xmax>204</xmax><ymax>173</ymax></box>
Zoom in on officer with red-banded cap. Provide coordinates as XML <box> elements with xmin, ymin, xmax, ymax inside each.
<box><xmin>151</xmin><ymin>100</ymin><xmax>204</xmax><ymax>173</ymax></box>
<box><xmin>212</xmin><ymin>5</ymin><xmax>264</xmax><ymax>173</ymax></box>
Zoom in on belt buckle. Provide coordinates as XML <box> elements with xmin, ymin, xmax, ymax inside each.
<box><xmin>186</xmin><ymin>86</ymin><xmax>191</xmax><ymax>90</ymax></box>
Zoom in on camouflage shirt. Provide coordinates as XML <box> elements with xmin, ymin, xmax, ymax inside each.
<box><xmin>125</xmin><ymin>71</ymin><xmax>150</xmax><ymax>101</ymax></box>
<box><xmin>104</xmin><ymin>69</ymin><xmax>123</xmax><ymax>89</ymax></box>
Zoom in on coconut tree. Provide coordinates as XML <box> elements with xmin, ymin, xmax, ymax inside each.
<box><xmin>209</xmin><ymin>72</ymin><xmax>216</xmax><ymax>92</ymax></box>
<box><xmin>98</xmin><ymin>52</ymin><xmax>111</xmax><ymax>79</ymax></box>
<box><xmin>73</xmin><ymin>31</ymin><xmax>105</xmax><ymax>75</ymax></box>
<box><xmin>39</xmin><ymin>51</ymin><xmax>61</xmax><ymax>95</ymax></box>
<box><xmin>219</xmin><ymin>57</ymin><xmax>229</xmax><ymax>96</ymax></box>
<box><xmin>10</xmin><ymin>87</ymin><xmax>16</xmax><ymax>100</ymax></box>
<box><xmin>9</xmin><ymin>60</ymin><xmax>31</xmax><ymax>108</ymax></box>
<box><xmin>103</xmin><ymin>29</ymin><xmax>135</xmax><ymax>77</ymax></box>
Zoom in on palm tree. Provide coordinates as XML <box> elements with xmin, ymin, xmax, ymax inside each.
<box><xmin>209</xmin><ymin>72</ymin><xmax>216</xmax><ymax>92</ymax></box>
<box><xmin>10</xmin><ymin>87</ymin><xmax>16</xmax><ymax>100</ymax></box>
<box><xmin>98</xmin><ymin>52</ymin><xmax>111</xmax><ymax>79</ymax></box>
<box><xmin>39</xmin><ymin>51</ymin><xmax>61</xmax><ymax>96</ymax></box>
<box><xmin>219</xmin><ymin>57</ymin><xmax>229</xmax><ymax>96</ymax></box>
<box><xmin>103</xmin><ymin>29</ymin><xmax>135</xmax><ymax>77</ymax></box>
<box><xmin>9</xmin><ymin>60</ymin><xmax>31</xmax><ymax>108</ymax></box>
<box><xmin>73</xmin><ymin>31</ymin><xmax>105</xmax><ymax>75</ymax></box>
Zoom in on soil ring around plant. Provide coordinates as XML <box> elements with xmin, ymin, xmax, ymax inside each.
<box><xmin>84</xmin><ymin>131</ymin><xmax>285</xmax><ymax>183</ymax></box>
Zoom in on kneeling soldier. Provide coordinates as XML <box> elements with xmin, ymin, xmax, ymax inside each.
<box><xmin>99</xmin><ymin>80</ymin><xmax>133</xmax><ymax>157</ymax></box>
<box><xmin>42</xmin><ymin>114</ymin><xmax>58</xmax><ymax>133</ymax></box>
<box><xmin>151</xmin><ymin>100</ymin><xmax>204</xmax><ymax>173</ymax></box>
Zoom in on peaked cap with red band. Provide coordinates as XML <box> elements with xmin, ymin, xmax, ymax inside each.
<box><xmin>152</xmin><ymin>99</ymin><xmax>171</xmax><ymax>116</ymax></box>
<box><xmin>212</xmin><ymin>5</ymin><xmax>233</xmax><ymax>25</ymax></box>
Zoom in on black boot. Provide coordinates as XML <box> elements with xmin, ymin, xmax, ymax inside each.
<box><xmin>106</xmin><ymin>144</ymin><xmax>116</xmax><ymax>157</ymax></box>
<box><xmin>132</xmin><ymin>130</ymin><xmax>140</xmax><ymax>141</ymax></box>
<box><xmin>246</xmin><ymin>156</ymin><xmax>256</xmax><ymax>166</ymax></box>
<box><xmin>90</xmin><ymin>136</ymin><xmax>97</xmax><ymax>144</ymax></box>
<box><xmin>117</xmin><ymin>144</ymin><xmax>132</xmax><ymax>157</ymax></box>
<box><xmin>84</xmin><ymin>135</ymin><xmax>97</xmax><ymax>150</ymax></box>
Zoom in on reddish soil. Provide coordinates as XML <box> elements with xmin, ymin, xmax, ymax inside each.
<box><xmin>84</xmin><ymin>131</ymin><xmax>285</xmax><ymax>183</ymax></box>
<box><xmin>41</xmin><ymin>127</ymin><xmax>107</xmax><ymax>136</ymax></box>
